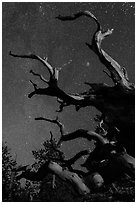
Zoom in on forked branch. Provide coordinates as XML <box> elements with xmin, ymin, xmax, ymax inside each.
<box><xmin>9</xmin><ymin>51</ymin><xmax>55</xmax><ymax>79</ymax></box>
<box><xmin>51</xmin><ymin>150</ymin><xmax>90</xmax><ymax>167</ymax></box>
<box><xmin>35</xmin><ymin>116</ymin><xmax>108</xmax><ymax>146</ymax></box>
<box><xmin>35</xmin><ymin>116</ymin><xmax>65</xmax><ymax>139</ymax></box>
<box><xmin>10</xmin><ymin>51</ymin><xmax>91</xmax><ymax>111</ymax></box>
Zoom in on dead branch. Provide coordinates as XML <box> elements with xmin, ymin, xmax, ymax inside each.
<box><xmin>30</xmin><ymin>69</ymin><xmax>48</xmax><ymax>84</ymax></box>
<box><xmin>9</xmin><ymin>51</ymin><xmax>111</xmax><ymax>113</ymax></box>
<box><xmin>35</xmin><ymin>116</ymin><xmax>65</xmax><ymax>139</ymax></box>
<box><xmin>56</xmin><ymin>11</ymin><xmax>134</xmax><ymax>90</ymax></box>
<box><xmin>9</xmin><ymin>51</ymin><xmax>133</xmax><ymax>120</ymax></box>
<box><xmin>51</xmin><ymin>150</ymin><xmax>90</xmax><ymax>167</ymax></box>
<box><xmin>60</xmin><ymin>130</ymin><xmax>108</xmax><ymax>146</ymax></box>
<box><xmin>35</xmin><ymin>116</ymin><xmax>108</xmax><ymax>146</ymax></box>
<box><xmin>9</xmin><ymin>51</ymin><xmax>54</xmax><ymax>79</ymax></box>
<box><xmin>10</xmin><ymin>51</ymin><xmax>94</xmax><ymax>111</ymax></box>
<box><xmin>63</xmin><ymin>150</ymin><xmax>90</xmax><ymax>166</ymax></box>
<box><xmin>47</xmin><ymin>131</ymin><xmax>65</xmax><ymax>162</ymax></box>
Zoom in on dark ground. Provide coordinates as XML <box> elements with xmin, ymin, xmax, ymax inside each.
<box><xmin>35</xmin><ymin>175</ymin><xmax>135</xmax><ymax>202</ymax></box>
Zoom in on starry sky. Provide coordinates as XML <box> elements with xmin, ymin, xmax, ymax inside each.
<box><xmin>2</xmin><ymin>2</ymin><xmax>135</xmax><ymax>166</ymax></box>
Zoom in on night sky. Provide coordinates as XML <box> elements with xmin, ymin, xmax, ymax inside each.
<box><xmin>2</xmin><ymin>2</ymin><xmax>135</xmax><ymax>166</ymax></box>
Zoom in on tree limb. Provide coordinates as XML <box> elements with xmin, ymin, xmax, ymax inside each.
<box><xmin>9</xmin><ymin>50</ymin><xmax>105</xmax><ymax>112</ymax></box>
<box><xmin>10</xmin><ymin>51</ymin><xmax>95</xmax><ymax>112</ymax></box>
<box><xmin>63</xmin><ymin>150</ymin><xmax>90</xmax><ymax>166</ymax></box>
<box><xmin>56</xmin><ymin>11</ymin><xmax>134</xmax><ymax>90</ymax></box>
<box><xmin>9</xmin><ymin>51</ymin><xmax>54</xmax><ymax>78</ymax></box>
<box><xmin>10</xmin><ymin>50</ymin><xmax>133</xmax><ymax>119</ymax></box>
<box><xmin>60</xmin><ymin>130</ymin><xmax>108</xmax><ymax>146</ymax></box>
<box><xmin>51</xmin><ymin>150</ymin><xmax>90</xmax><ymax>167</ymax></box>
<box><xmin>30</xmin><ymin>69</ymin><xmax>49</xmax><ymax>84</ymax></box>
<box><xmin>35</xmin><ymin>116</ymin><xmax>108</xmax><ymax>146</ymax></box>
<box><xmin>15</xmin><ymin>161</ymin><xmax>90</xmax><ymax>195</ymax></box>
<box><xmin>35</xmin><ymin>116</ymin><xmax>65</xmax><ymax>139</ymax></box>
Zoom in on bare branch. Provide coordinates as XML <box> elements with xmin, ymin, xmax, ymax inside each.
<box><xmin>10</xmin><ymin>51</ymin><xmax>92</xmax><ymax>111</ymax></box>
<box><xmin>35</xmin><ymin>116</ymin><xmax>108</xmax><ymax>146</ymax></box>
<box><xmin>56</xmin><ymin>11</ymin><xmax>100</xmax><ymax>30</ymax></box>
<box><xmin>56</xmin><ymin>11</ymin><xmax>134</xmax><ymax>89</ymax></box>
<box><xmin>29</xmin><ymin>80</ymin><xmax>38</xmax><ymax>90</ymax></box>
<box><xmin>63</xmin><ymin>150</ymin><xmax>90</xmax><ymax>166</ymax></box>
<box><xmin>9</xmin><ymin>51</ymin><xmax>54</xmax><ymax>78</ymax></box>
<box><xmin>51</xmin><ymin>150</ymin><xmax>90</xmax><ymax>167</ymax></box>
<box><xmin>60</xmin><ymin>129</ymin><xmax>108</xmax><ymax>146</ymax></box>
<box><xmin>49</xmin><ymin>131</ymin><xmax>54</xmax><ymax>143</ymax></box>
<box><xmin>103</xmin><ymin>70</ymin><xmax>111</xmax><ymax>78</ymax></box>
<box><xmin>30</xmin><ymin>69</ymin><xmax>48</xmax><ymax>84</ymax></box>
<box><xmin>35</xmin><ymin>116</ymin><xmax>65</xmax><ymax>139</ymax></box>
<box><xmin>9</xmin><ymin>50</ymin><xmax>107</xmax><ymax>112</ymax></box>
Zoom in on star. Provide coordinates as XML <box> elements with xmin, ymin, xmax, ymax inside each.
<box><xmin>86</xmin><ymin>62</ymin><xmax>90</xmax><ymax>67</ymax></box>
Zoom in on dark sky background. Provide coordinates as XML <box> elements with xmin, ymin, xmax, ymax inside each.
<box><xmin>2</xmin><ymin>2</ymin><xmax>135</xmax><ymax>167</ymax></box>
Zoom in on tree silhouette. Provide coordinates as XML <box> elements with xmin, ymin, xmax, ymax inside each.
<box><xmin>10</xmin><ymin>11</ymin><xmax>134</xmax><ymax>198</ymax></box>
<box><xmin>2</xmin><ymin>142</ymin><xmax>28</xmax><ymax>201</ymax></box>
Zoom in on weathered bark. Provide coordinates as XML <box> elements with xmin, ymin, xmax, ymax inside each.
<box><xmin>14</xmin><ymin>161</ymin><xmax>90</xmax><ymax>195</ymax></box>
<box><xmin>48</xmin><ymin>161</ymin><xmax>90</xmax><ymax>195</ymax></box>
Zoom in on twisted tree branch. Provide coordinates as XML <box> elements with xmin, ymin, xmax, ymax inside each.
<box><xmin>35</xmin><ymin>116</ymin><xmax>108</xmax><ymax>146</ymax></box>
<box><xmin>56</xmin><ymin>11</ymin><xmax>134</xmax><ymax>89</ymax></box>
<box><xmin>35</xmin><ymin>116</ymin><xmax>65</xmax><ymax>139</ymax></box>
<box><xmin>51</xmin><ymin>150</ymin><xmax>90</xmax><ymax>167</ymax></box>
<box><xmin>30</xmin><ymin>69</ymin><xmax>49</xmax><ymax>84</ymax></box>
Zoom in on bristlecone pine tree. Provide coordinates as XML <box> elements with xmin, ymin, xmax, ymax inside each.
<box><xmin>10</xmin><ymin>11</ymin><xmax>135</xmax><ymax>196</ymax></box>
